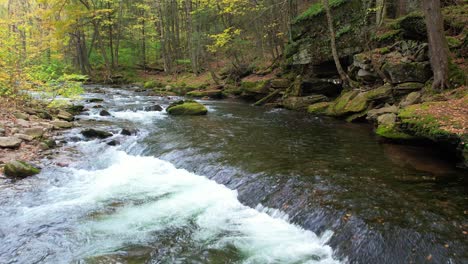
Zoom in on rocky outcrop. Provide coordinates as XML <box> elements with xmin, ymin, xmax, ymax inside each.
<box><xmin>166</xmin><ymin>100</ymin><xmax>208</xmax><ymax>116</ymax></box>
<box><xmin>4</xmin><ymin>161</ymin><xmax>41</xmax><ymax>178</ymax></box>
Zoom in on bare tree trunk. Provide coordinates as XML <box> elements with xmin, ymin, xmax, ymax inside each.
<box><xmin>422</xmin><ymin>0</ymin><xmax>449</xmax><ymax>90</ymax></box>
<box><xmin>322</xmin><ymin>0</ymin><xmax>350</xmax><ymax>86</ymax></box>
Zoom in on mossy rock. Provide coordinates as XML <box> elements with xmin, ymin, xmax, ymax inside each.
<box><xmin>186</xmin><ymin>90</ymin><xmax>223</xmax><ymax>99</ymax></box>
<box><xmin>166</xmin><ymin>100</ymin><xmax>208</xmax><ymax>116</ymax></box>
<box><xmin>307</xmin><ymin>102</ymin><xmax>331</xmax><ymax>114</ymax></box>
<box><xmin>4</xmin><ymin>161</ymin><xmax>41</xmax><ymax>178</ymax></box>
<box><xmin>382</xmin><ymin>61</ymin><xmax>432</xmax><ymax>84</ymax></box>
<box><xmin>240</xmin><ymin>80</ymin><xmax>269</xmax><ymax>93</ymax></box>
<box><xmin>144</xmin><ymin>81</ymin><xmax>162</xmax><ymax>89</ymax></box>
<box><xmin>283</xmin><ymin>95</ymin><xmax>328</xmax><ymax>111</ymax></box>
<box><xmin>392</xmin><ymin>12</ymin><xmax>427</xmax><ymax>41</ymax></box>
<box><xmin>376</xmin><ymin>124</ymin><xmax>415</xmax><ymax>140</ymax></box>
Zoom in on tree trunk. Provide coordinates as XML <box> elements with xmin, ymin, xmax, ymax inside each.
<box><xmin>322</xmin><ymin>0</ymin><xmax>350</xmax><ymax>86</ymax></box>
<box><xmin>422</xmin><ymin>0</ymin><xmax>449</xmax><ymax>90</ymax></box>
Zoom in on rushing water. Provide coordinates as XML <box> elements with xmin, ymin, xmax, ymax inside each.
<box><xmin>0</xmin><ymin>86</ymin><xmax>467</xmax><ymax>264</ymax></box>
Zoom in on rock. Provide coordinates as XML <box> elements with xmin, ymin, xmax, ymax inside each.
<box><xmin>283</xmin><ymin>95</ymin><xmax>328</xmax><ymax>111</ymax></box>
<box><xmin>66</xmin><ymin>105</ymin><xmax>85</xmax><ymax>115</ymax></box>
<box><xmin>307</xmin><ymin>102</ymin><xmax>331</xmax><ymax>114</ymax></box>
<box><xmin>38</xmin><ymin>142</ymin><xmax>50</xmax><ymax>150</ymax></box>
<box><xmin>143</xmin><ymin>105</ymin><xmax>163</xmax><ymax>111</ymax></box>
<box><xmin>36</xmin><ymin>110</ymin><xmax>53</xmax><ymax>120</ymax></box>
<box><xmin>0</xmin><ymin>127</ymin><xmax>5</xmax><ymax>136</ymax></box>
<box><xmin>93</xmin><ymin>105</ymin><xmax>103</xmax><ymax>109</ymax></box>
<box><xmin>99</xmin><ymin>110</ymin><xmax>112</xmax><ymax>116</ymax></box>
<box><xmin>51</xmin><ymin>120</ymin><xmax>73</xmax><ymax>129</ymax></box>
<box><xmin>41</xmin><ymin>139</ymin><xmax>57</xmax><ymax>149</ymax></box>
<box><xmin>393</xmin><ymin>82</ymin><xmax>424</xmax><ymax>95</ymax></box>
<box><xmin>23</xmin><ymin>127</ymin><xmax>44</xmax><ymax>139</ymax></box>
<box><xmin>166</xmin><ymin>100</ymin><xmax>208</xmax><ymax>116</ymax></box>
<box><xmin>357</xmin><ymin>69</ymin><xmax>379</xmax><ymax>83</ymax></box>
<box><xmin>16</xmin><ymin>119</ymin><xmax>30</xmax><ymax>127</ymax></box>
<box><xmin>186</xmin><ymin>90</ymin><xmax>223</xmax><ymax>99</ymax></box>
<box><xmin>377</xmin><ymin>113</ymin><xmax>397</xmax><ymax>126</ymax></box>
<box><xmin>87</xmin><ymin>98</ymin><xmax>104</xmax><ymax>103</ymax></box>
<box><xmin>14</xmin><ymin>134</ymin><xmax>34</xmax><ymax>142</ymax></box>
<box><xmin>4</xmin><ymin>161</ymin><xmax>41</xmax><ymax>178</ymax></box>
<box><xmin>81</xmin><ymin>129</ymin><xmax>113</xmax><ymax>139</ymax></box>
<box><xmin>382</xmin><ymin>61</ymin><xmax>432</xmax><ymax>84</ymax></box>
<box><xmin>57</xmin><ymin>110</ymin><xmax>74</xmax><ymax>122</ymax></box>
<box><xmin>13</xmin><ymin>112</ymin><xmax>29</xmax><ymax>120</ymax></box>
<box><xmin>398</xmin><ymin>13</ymin><xmax>427</xmax><ymax>41</ymax></box>
<box><xmin>0</xmin><ymin>137</ymin><xmax>22</xmax><ymax>149</ymax></box>
<box><xmin>367</xmin><ymin>105</ymin><xmax>399</xmax><ymax>120</ymax></box>
<box><xmin>107</xmin><ymin>140</ymin><xmax>120</xmax><ymax>146</ymax></box>
<box><xmin>120</xmin><ymin>128</ymin><xmax>138</xmax><ymax>136</ymax></box>
<box><xmin>353</xmin><ymin>53</ymin><xmax>372</xmax><ymax>70</ymax></box>
<box><xmin>400</xmin><ymin>91</ymin><xmax>422</xmax><ymax>107</ymax></box>
<box><xmin>271</xmin><ymin>79</ymin><xmax>290</xmax><ymax>88</ymax></box>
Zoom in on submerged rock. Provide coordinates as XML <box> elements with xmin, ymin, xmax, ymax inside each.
<box><xmin>166</xmin><ymin>100</ymin><xmax>208</xmax><ymax>116</ymax></box>
<box><xmin>87</xmin><ymin>98</ymin><xmax>104</xmax><ymax>103</ymax></box>
<box><xmin>0</xmin><ymin>137</ymin><xmax>22</xmax><ymax>149</ymax></box>
<box><xmin>81</xmin><ymin>129</ymin><xmax>113</xmax><ymax>139</ymax></box>
<box><xmin>4</xmin><ymin>161</ymin><xmax>41</xmax><ymax>178</ymax></box>
<box><xmin>99</xmin><ymin>110</ymin><xmax>112</xmax><ymax>116</ymax></box>
<box><xmin>144</xmin><ymin>105</ymin><xmax>163</xmax><ymax>111</ymax></box>
<box><xmin>120</xmin><ymin>128</ymin><xmax>138</xmax><ymax>136</ymax></box>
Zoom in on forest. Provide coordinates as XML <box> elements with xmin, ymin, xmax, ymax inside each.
<box><xmin>0</xmin><ymin>0</ymin><xmax>467</xmax><ymax>263</ymax></box>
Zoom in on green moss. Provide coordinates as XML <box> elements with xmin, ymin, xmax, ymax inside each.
<box><xmin>241</xmin><ymin>80</ymin><xmax>268</xmax><ymax>93</ymax></box>
<box><xmin>4</xmin><ymin>161</ymin><xmax>41</xmax><ymax>178</ymax></box>
<box><xmin>448</xmin><ymin>61</ymin><xmax>467</xmax><ymax>86</ymax></box>
<box><xmin>376</xmin><ymin>125</ymin><xmax>415</xmax><ymax>140</ymax></box>
<box><xmin>398</xmin><ymin>105</ymin><xmax>450</xmax><ymax>139</ymax></box>
<box><xmin>144</xmin><ymin>81</ymin><xmax>161</xmax><ymax>89</ymax></box>
<box><xmin>166</xmin><ymin>101</ymin><xmax>208</xmax><ymax>116</ymax></box>
<box><xmin>373</xmin><ymin>29</ymin><xmax>401</xmax><ymax>43</ymax></box>
<box><xmin>307</xmin><ymin>102</ymin><xmax>331</xmax><ymax>114</ymax></box>
<box><xmin>294</xmin><ymin>0</ymin><xmax>347</xmax><ymax>22</ymax></box>
<box><xmin>186</xmin><ymin>90</ymin><xmax>223</xmax><ymax>98</ymax></box>
<box><xmin>365</xmin><ymin>84</ymin><xmax>392</xmax><ymax>100</ymax></box>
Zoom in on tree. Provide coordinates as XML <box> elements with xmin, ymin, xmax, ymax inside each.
<box><xmin>422</xmin><ymin>0</ymin><xmax>449</xmax><ymax>90</ymax></box>
<box><xmin>322</xmin><ymin>0</ymin><xmax>350</xmax><ymax>86</ymax></box>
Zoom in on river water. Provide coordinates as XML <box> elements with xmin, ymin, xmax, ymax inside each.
<box><xmin>0</xmin><ymin>86</ymin><xmax>466</xmax><ymax>264</ymax></box>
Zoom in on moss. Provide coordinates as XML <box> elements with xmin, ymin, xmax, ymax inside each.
<box><xmin>307</xmin><ymin>102</ymin><xmax>331</xmax><ymax>114</ymax></box>
<box><xmin>241</xmin><ymin>80</ymin><xmax>268</xmax><ymax>93</ymax></box>
<box><xmin>398</xmin><ymin>105</ymin><xmax>450</xmax><ymax>139</ymax></box>
<box><xmin>144</xmin><ymin>81</ymin><xmax>162</xmax><ymax>89</ymax></box>
<box><xmin>294</xmin><ymin>0</ymin><xmax>347</xmax><ymax>22</ymax></box>
<box><xmin>166</xmin><ymin>101</ymin><xmax>208</xmax><ymax>116</ymax></box>
<box><xmin>365</xmin><ymin>84</ymin><xmax>392</xmax><ymax>100</ymax></box>
<box><xmin>448</xmin><ymin>61</ymin><xmax>467</xmax><ymax>86</ymax></box>
<box><xmin>186</xmin><ymin>90</ymin><xmax>223</xmax><ymax>99</ymax></box>
<box><xmin>376</xmin><ymin>124</ymin><xmax>415</xmax><ymax>140</ymax></box>
<box><xmin>4</xmin><ymin>161</ymin><xmax>41</xmax><ymax>178</ymax></box>
<box><xmin>373</xmin><ymin>29</ymin><xmax>401</xmax><ymax>43</ymax></box>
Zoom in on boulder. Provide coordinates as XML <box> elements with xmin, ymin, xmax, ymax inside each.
<box><xmin>51</xmin><ymin>121</ymin><xmax>73</xmax><ymax>129</ymax></box>
<box><xmin>66</xmin><ymin>105</ymin><xmax>85</xmax><ymax>115</ymax></box>
<box><xmin>81</xmin><ymin>129</ymin><xmax>113</xmax><ymax>139</ymax></box>
<box><xmin>16</xmin><ymin>119</ymin><xmax>30</xmax><ymax>127</ymax></box>
<box><xmin>41</xmin><ymin>139</ymin><xmax>57</xmax><ymax>149</ymax></box>
<box><xmin>4</xmin><ymin>161</ymin><xmax>41</xmax><ymax>178</ymax></box>
<box><xmin>0</xmin><ymin>137</ymin><xmax>22</xmax><ymax>149</ymax></box>
<box><xmin>23</xmin><ymin>127</ymin><xmax>44</xmax><ymax>139</ymax></box>
<box><xmin>120</xmin><ymin>128</ymin><xmax>138</xmax><ymax>136</ymax></box>
<box><xmin>382</xmin><ymin>61</ymin><xmax>432</xmax><ymax>84</ymax></box>
<box><xmin>107</xmin><ymin>140</ymin><xmax>120</xmax><ymax>146</ymax></box>
<box><xmin>36</xmin><ymin>110</ymin><xmax>53</xmax><ymax>120</ymax></box>
<box><xmin>400</xmin><ymin>91</ymin><xmax>422</xmax><ymax>107</ymax></box>
<box><xmin>144</xmin><ymin>105</ymin><xmax>163</xmax><ymax>111</ymax></box>
<box><xmin>377</xmin><ymin>113</ymin><xmax>397</xmax><ymax>127</ymax></box>
<box><xmin>357</xmin><ymin>69</ymin><xmax>379</xmax><ymax>83</ymax></box>
<box><xmin>13</xmin><ymin>112</ymin><xmax>29</xmax><ymax>120</ymax></box>
<box><xmin>307</xmin><ymin>102</ymin><xmax>331</xmax><ymax>114</ymax></box>
<box><xmin>166</xmin><ymin>100</ymin><xmax>208</xmax><ymax>116</ymax></box>
<box><xmin>283</xmin><ymin>95</ymin><xmax>328</xmax><ymax>111</ymax></box>
<box><xmin>271</xmin><ymin>79</ymin><xmax>290</xmax><ymax>88</ymax></box>
<box><xmin>14</xmin><ymin>134</ymin><xmax>34</xmax><ymax>142</ymax></box>
<box><xmin>367</xmin><ymin>105</ymin><xmax>399</xmax><ymax>120</ymax></box>
<box><xmin>99</xmin><ymin>110</ymin><xmax>112</xmax><ymax>116</ymax></box>
<box><xmin>57</xmin><ymin>110</ymin><xmax>74</xmax><ymax>122</ymax></box>
<box><xmin>393</xmin><ymin>82</ymin><xmax>424</xmax><ymax>95</ymax></box>
<box><xmin>186</xmin><ymin>90</ymin><xmax>223</xmax><ymax>99</ymax></box>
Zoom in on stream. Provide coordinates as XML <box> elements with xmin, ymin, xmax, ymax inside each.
<box><xmin>0</xmin><ymin>85</ymin><xmax>467</xmax><ymax>264</ymax></box>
